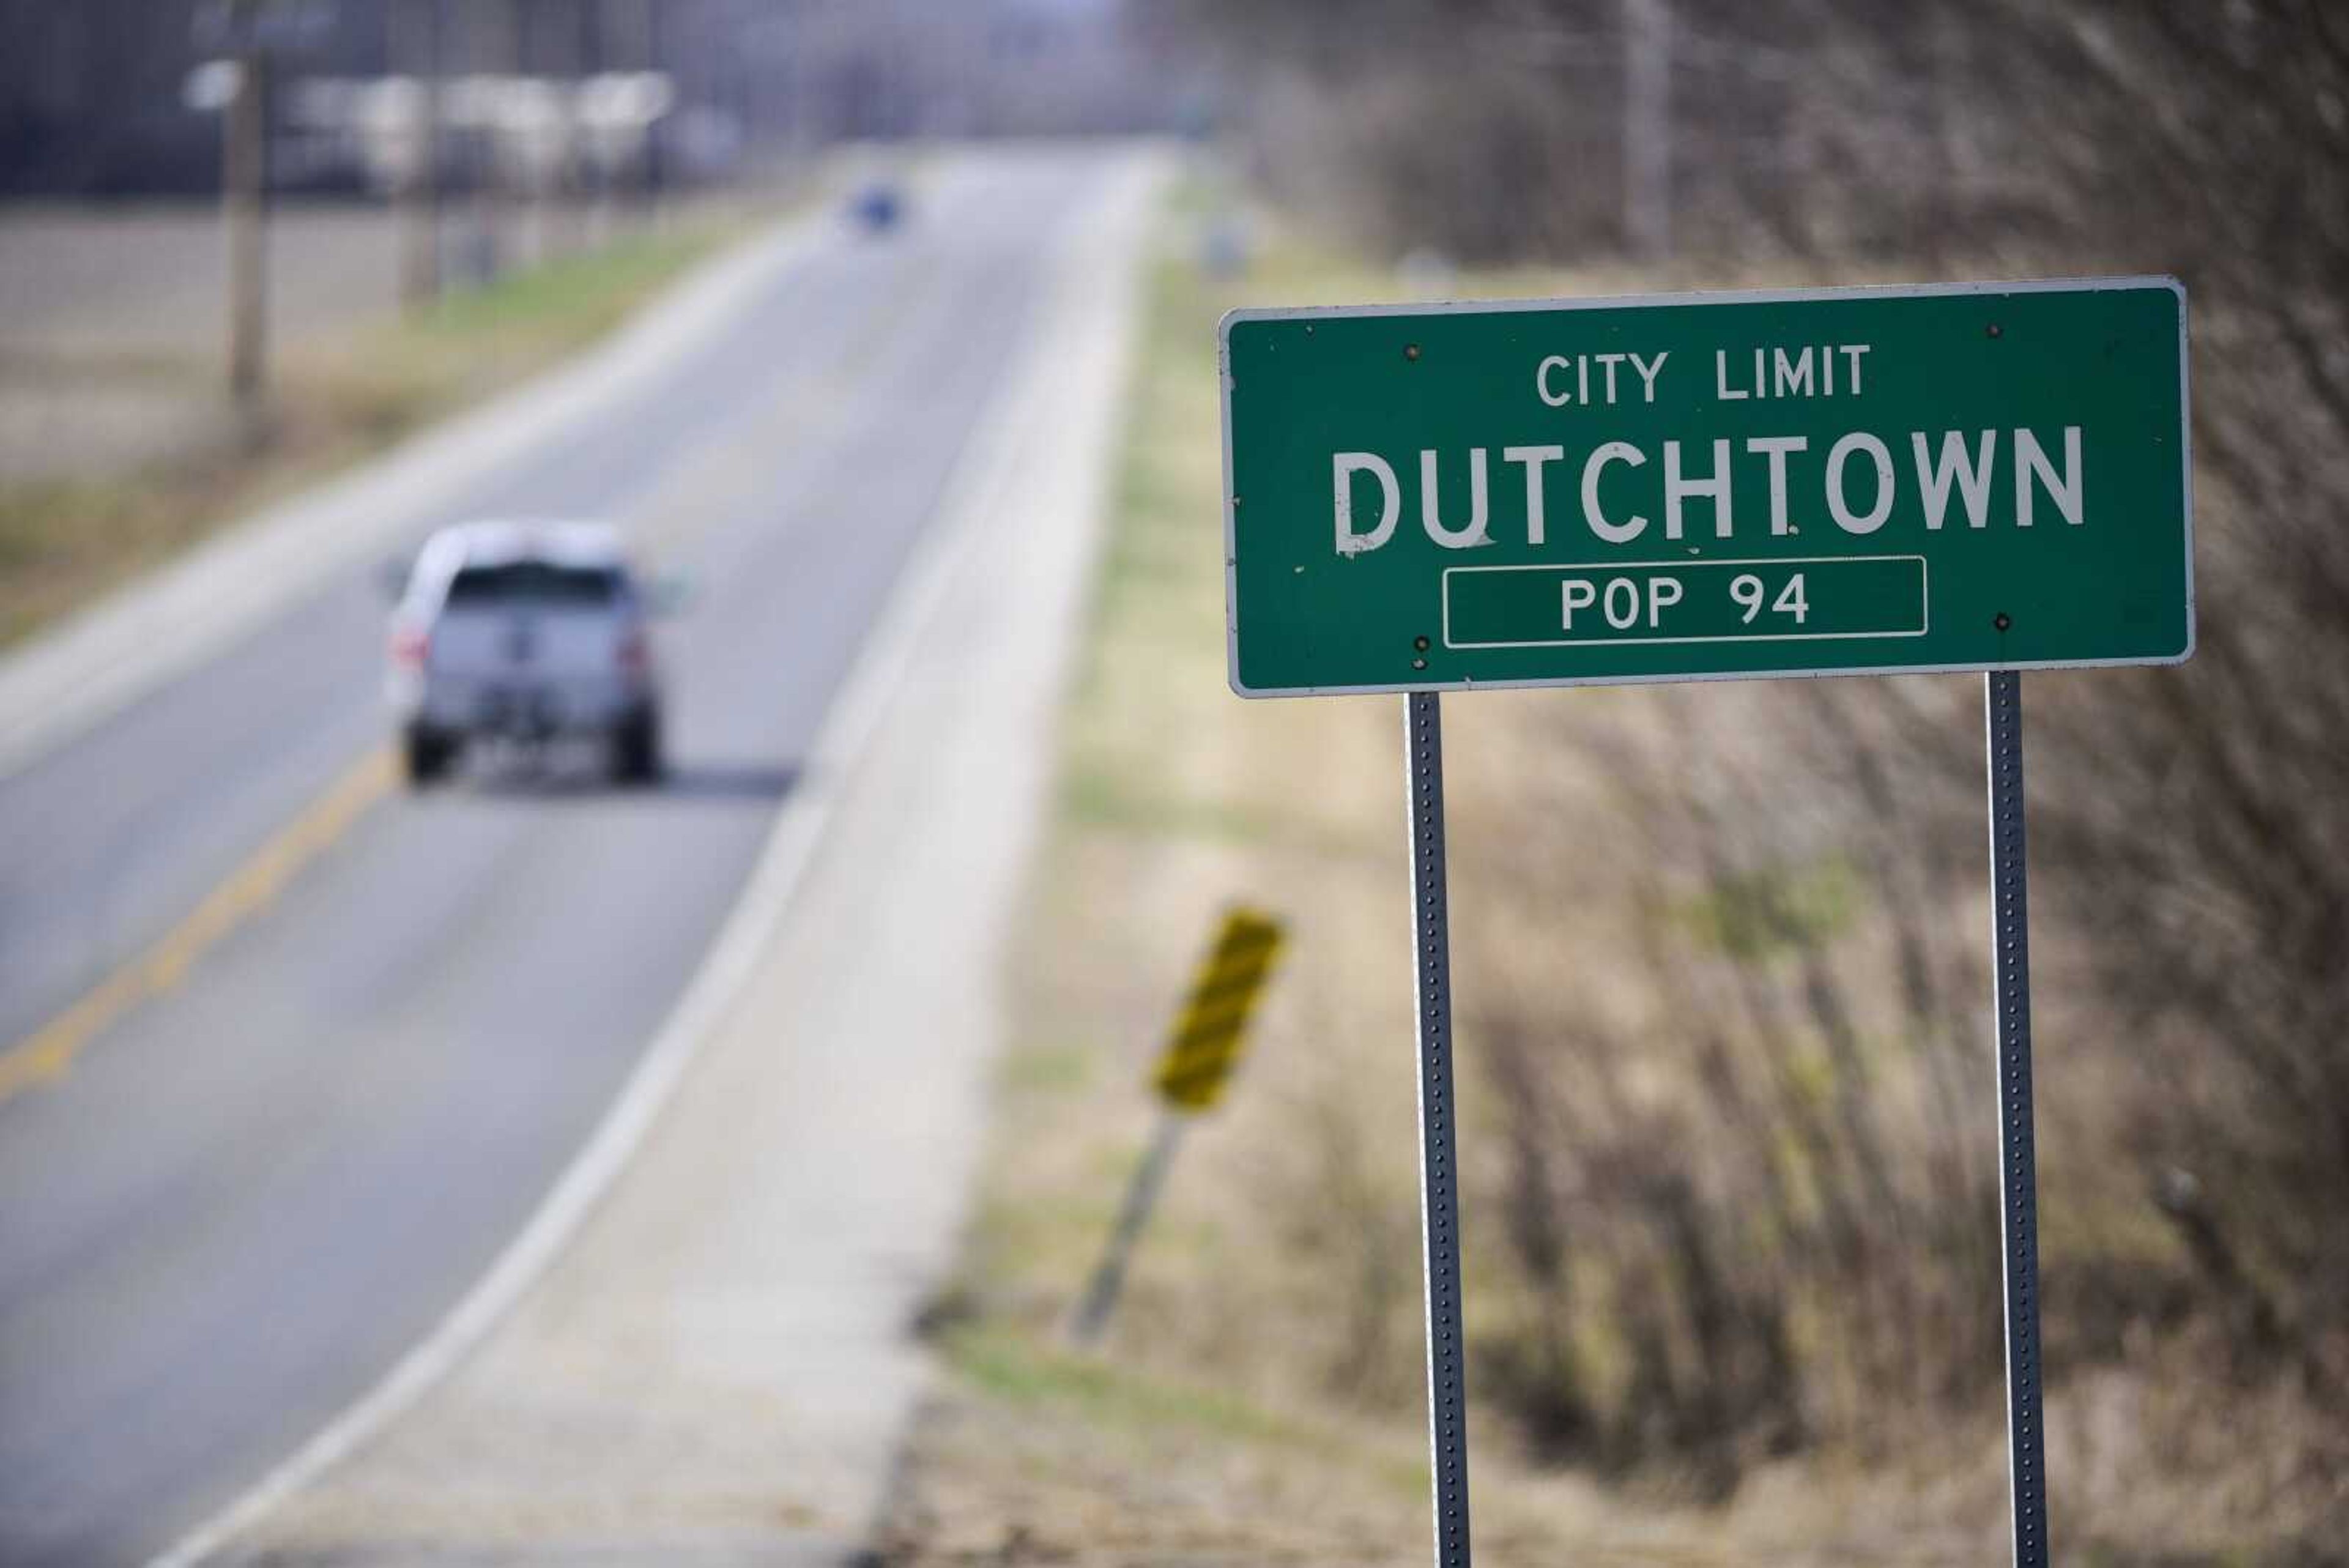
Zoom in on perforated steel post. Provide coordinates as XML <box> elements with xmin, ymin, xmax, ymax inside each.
<box><xmin>1069</xmin><ymin>1113</ymin><xmax>1184</xmax><ymax>1346</ymax></box>
<box><xmin>1985</xmin><ymin>672</ymin><xmax>2048</xmax><ymax>1567</ymax></box>
<box><xmin>1406</xmin><ymin>692</ymin><xmax>1471</xmax><ymax>1567</ymax></box>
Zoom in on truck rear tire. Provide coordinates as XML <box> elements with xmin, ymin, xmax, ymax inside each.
<box><xmin>403</xmin><ymin>726</ymin><xmax>455</xmax><ymax>787</ymax></box>
<box><xmin>614</xmin><ymin>708</ymin><xmax>663</xmax><ymax>785</ymax></box>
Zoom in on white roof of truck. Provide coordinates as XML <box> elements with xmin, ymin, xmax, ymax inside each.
<box><xmin>404</xmin><ymin>522</ymin><xmax>633</xmax><ymax>603</ymax></box>
<box><xmin>421</xmin><ymin>520</ymin><xmax>626</xmax><ymax>571</ymax></box>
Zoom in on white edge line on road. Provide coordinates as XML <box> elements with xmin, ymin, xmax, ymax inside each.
<box><xmin>145</xmin><ymin>157</ymin><xmax>1149</xmax><ymax>1568</ymax></box>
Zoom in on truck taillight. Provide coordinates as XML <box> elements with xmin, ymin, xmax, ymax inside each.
<box><xmin>617</xmin><ymin>630</ymin><xmax>650</xmax><ymax>672</ymax></box>
<box><xmin>390</xmin><ymin>625</ymin><xmax>430</xmax><ymax>668</ymax></box>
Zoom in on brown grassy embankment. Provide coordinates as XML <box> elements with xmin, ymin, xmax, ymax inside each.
<box><xmin>0</xmin><ymin>218</ymin><xmax>743</xmax><ymax>647</ymax></box>
<box><xmin>874</xmin><ymin>177</ymin><xmax>2347</xmax><ymax>1566</ymax></box>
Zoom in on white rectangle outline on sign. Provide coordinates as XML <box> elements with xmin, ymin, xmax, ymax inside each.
<box><xmin>1219</xmin><ymin>273</ymin><xmax>2194</xmax><ymax>698</ymax></box>
<box><xmin>1441</xmin><ymin>555</ymin><xmax>1929</xmax><ymax>650</ymax></box>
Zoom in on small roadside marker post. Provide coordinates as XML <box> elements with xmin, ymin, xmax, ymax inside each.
<box><xmin>1069</xmin><ymin>1112</ymin><xmax>1184</xmax><ymax>1348</ymax></box>
<box><xmin>1071</xmin><ymin>908</ymin><xmax>1286</xmax><ymax>1346</ymax></box>
<box><xmin>1219</xmin><ymin>279</ymin><xmax>2192</xmax><ymax>1568</ymax></box>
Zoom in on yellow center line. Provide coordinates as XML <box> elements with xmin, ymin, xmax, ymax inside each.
<box><xmin>0</xmin><ymin>745</ymin><xmax>399</xmax><ymax>1106</ymax></box>
<box><xmin>0</xmin><ymin>232</ymin><xmax>954</xmax><ymax>1110</ymax></box>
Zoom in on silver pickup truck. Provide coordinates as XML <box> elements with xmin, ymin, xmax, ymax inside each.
<box><xmin>385</xmin><ymin>521</ymin><xmax>666</xmax><ymax>787</ymax></box>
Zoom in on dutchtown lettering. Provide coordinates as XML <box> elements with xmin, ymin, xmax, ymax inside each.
<box><xmin>1330</xmin><ymin>341</ymin><xmax>2082</xmax><ymax>556</ymax></box>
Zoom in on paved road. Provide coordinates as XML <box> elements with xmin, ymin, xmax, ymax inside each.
<box><xmin>0</xmin><ymin>147</ymin><xmax>1126</xmax><ymax>1567</ymax></box>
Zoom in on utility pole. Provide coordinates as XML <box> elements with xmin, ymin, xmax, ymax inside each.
<box><xmin>396</xmin><ymin>0</ymin><xmax>446</xmax><ymax>308</ymax></box>
<box><xmin>581</xmin><ymin>0</ymin><xmax>606</xmax><ymax>244</ymax></box>
<box><xmin>1623</xmin><ymin>0</ymin><xmax>1672</xmax><ymax>266</ymax></box>
<box><xmin>557</xmin><ymin>0</ymin><xmax>591</xmax><ymax>256</ymax></box>
<box><xmin>223</xmin><ymin>0</ymin><xmax>272</xmax><ymax>411</ymax></box>
<box><xmin>642</xmin><ymin>0</ymin><xmax>664</xmax><ymax>220</ymax></box>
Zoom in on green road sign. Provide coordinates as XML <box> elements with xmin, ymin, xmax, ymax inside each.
<box><xmin>1220</xmin><ymin>278</ymin><xmax>2191</xmax><ymax>696</ymax></box>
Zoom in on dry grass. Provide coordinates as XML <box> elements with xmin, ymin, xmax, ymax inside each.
<box><xmin>877</xmin><ymin>180</ymin><xmax>2347</xmax><ymax>1566</ymax></box>
<box><xmin>0</xmin><ymin>220</ymin><xmax>746</xmax><ymax>648</ymax></box>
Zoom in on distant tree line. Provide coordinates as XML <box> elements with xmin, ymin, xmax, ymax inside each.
<box><xmin>0</xmin><ymin>0</ymin><xmax>1186</xmax><ymax>198</ymax></box>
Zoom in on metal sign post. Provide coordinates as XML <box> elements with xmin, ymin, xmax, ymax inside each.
<box><xmin>1985</xmin><ymin>671</ymin><xmax>2047</xmax><ymax>1567</ymax></box>
<box><xmin>1408</xmin><ymin>693</ymin><xmax>1471</xmax><ymax>1567</ymax></box>
<box><xmin>1071</xmin><ymin>1112</ymin><xmax>1186</xmax><ymax>1346</ymax></box>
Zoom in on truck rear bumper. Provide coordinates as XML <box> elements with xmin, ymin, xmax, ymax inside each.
<box><xmin>394</xmin><ymin>676</ymin><xmax>653</xmax><ymax>740</ymax></box>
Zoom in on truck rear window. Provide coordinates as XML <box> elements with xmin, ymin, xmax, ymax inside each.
<box><xmin>445</xmin><ymin>562</ymin><xmax>623</xmax><ymax>609</ymax></box>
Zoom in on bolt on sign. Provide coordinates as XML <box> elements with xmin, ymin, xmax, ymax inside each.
<box><xmin>1220</xmin><ymin>279</ymin><xmax>2191</xmax><ymax>695</ymax></box>
<box><xmin>1153</xmin><ymin>908</ymin><xmax>1285</xmax><ymax>1113</ymax></box>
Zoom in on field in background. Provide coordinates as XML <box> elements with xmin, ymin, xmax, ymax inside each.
<box><xmin>874</xmin><ymin>185</ymin><xmax>2345</xmax><ymax>1566</ymax></box>
<box><xmin>0</xmin><ymin>196</ymin><xmax>764</xmax><ymax>648</ymax></box>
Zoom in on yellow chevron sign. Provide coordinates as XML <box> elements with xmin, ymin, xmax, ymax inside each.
<box><xmin>1153</xmin><ymin>908</ymin><xmax>1285</xmax><ymax>1112</ymax></box>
